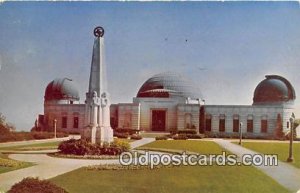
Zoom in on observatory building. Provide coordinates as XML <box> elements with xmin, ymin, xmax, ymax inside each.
<box><xmin>37</xmin><ymin>28</ymin><xmax>297</xmax><ymax>139</ymax></box>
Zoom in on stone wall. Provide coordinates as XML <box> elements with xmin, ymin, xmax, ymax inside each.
<box><xmin>116</xmin><ymin>103</ymin><xmax>141</xmax><ymax>130</ymax></box>
<box><xmin>205</xmin><ymin>104</ymin><xmax>293</xmax><ymax>137</ymax></box>
<box><xmin>44</xmin><ymin>103</ymin><xmax>85</xmax><ymax>133</ymax></box>
<box><xmin>177</xmin><ymin>104</ymin><xmax>200</xmax><ymax>131</ymax></box>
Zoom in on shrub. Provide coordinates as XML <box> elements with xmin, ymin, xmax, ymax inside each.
<box><xmin>0</xmin><ymin>158</ymin><xmax>23</xmax><ymax>167</ymax></box>
<box><xmin>8</xmin><ymin>177</ymin><xmax>67</xmax><ymax>193</ymax></box>
<box><xmin>114</xmin><ymin>132</ymin><xmax>129</xmax><ymax>139</ymax></box>
<box><xmin>0</xmin><ymin>130</ymin><xmax>68</xmax><ymax>143</ymax></box>
<box><xmin>111</xmin><ymin>139</ymin><xmax>130</xmax><ymax>152</ymax></box>
<box><xmin>58</xmin><ymin>139</ymin><xmax>91</xmax><ymax>155</ymax></box>
<box><xmin>58</xmin><ymin>139</ymin><xmax>130</xmax><ymax>156</ymax></box>
<box><xmin>172</xmin><ymin>134</ymin><xmax>188</xmax><ymax>140</ymax></box>
<box><xmin>32</xmin><ymin>132</ymin><xmax>52</xmax><ymax>139</ymax></box>
<box><xmin>32</xmin><ymin>132</ymin><xmax>68</xmax><ymax>139</ymax></box>
<box><xmin>130</xmin><ymin>134</ymin><xmax>142</xmax><ymax>140</ymax></box>
<box><xmin>155</xmin><ymin>135</ymin><xmax>169</xmax><ymax>140</ymax></box>
<box><xmin>114</xmin><ymin>128</ymin><xmax>139</xmax><ymax>135</ymax></box>
<box><xmin>169</xmin><ymin>128</ymin><xmax>177</xmax><ymax>135</ymax></box>
<box><xmin>186</xmin><ymin>134</ymin><xmax>204</xmax><ymax>139</ymax></box>
<box><xmin>177</xmin><ymin>129</ymin><xmax>197</xmax><ymax>135</ymax></box>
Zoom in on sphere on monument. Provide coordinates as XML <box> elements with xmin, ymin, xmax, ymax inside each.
<box><xmin>94</xmin><ymin>26</ymin><xmax>104</xmax><ymax>37</ymax></box>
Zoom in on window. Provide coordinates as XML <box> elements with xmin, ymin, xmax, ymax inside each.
<box><xmin>247</xmin><ymin>115</ymin><xmax>253</xmax><ymax>133</ymax></box>
<box><xmin>73</xmin><ymin>117</ymin><xmax>79</xmax><ymax>128</ymax></box>
<box><xmin>287</xmin><ymin>121</ymin><xmax>289</xmax><ymax>129</ymax></box>
<box><xmin>233</xmin><ymin>114</ymin><xmax>239</xmax><ymax>132</ymax></box>
<box><xmin>261</xmin><ymin>116</ymin><xmax>268</xmax><ymax>133</ymax></box>
<box><xmin>124</xmin><ymin>112</ymin><xmax>132</xmax><ymax>129</ymax></box>
<box><xmin>205</xmin><ymin>114</ymin><xmax>212</xmax><ymax>131</ymax></box>
<box><xmin>185</xmin><ymin>113</ymin><xmax>192</xmax><ymax>129</ymax></box>
<box><xmin>62</xmin><ymin>116</ymin><xmax>67</xmax><ymax>129</ymax></box>
<box><xmin>219</xmin><ymin>114</ymin><xmax>225</xmax><ymax>132</ymax></box>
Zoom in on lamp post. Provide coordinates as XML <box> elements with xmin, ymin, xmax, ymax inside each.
<box><xmin>239</xmin><ymin>122</ymin><xmax>243</xmax><ymax>145</ymax></box>
<box><xmin>287</xmin><ymin>113</ymin><xmax>295</xmax><ymax>162</ymax></box>
<box><xmin>53</xmin><ymin>119</ymin><xmax>57</xmax><ymax>139</ymax></box>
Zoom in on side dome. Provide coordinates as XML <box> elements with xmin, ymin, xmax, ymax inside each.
<box><xmin>45</xmin><ymin>78</ymin><xmax>80</xmax><ymax>101</ymax></box>
<box><xmin>137</xmin><ymin>72</ymin><xmax>203</xmax><ymax>100</ymax></box>
<box><xmin>253</xmin><ymin>75</ymin><xmax>296</xmax><ymax>105</ymax></box>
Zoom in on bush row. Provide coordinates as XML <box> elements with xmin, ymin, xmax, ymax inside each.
<box><xmin>0</xmin><ymin>131</ymin><xmax>68</xmax><ymax>143</ymax></box>
<box><xmin>177</xmin><ymin>129</ymin><xmax>197</xmax><ymax>135</ymax></box>
<box><xmin>114</xmin><ymin>132</ymin><xmax>143</xmax><ymax>140</ymax></box>
<box><xmin>204</xmin><ymin>132</ymin><xmax>276</xmax><ymax>140</ymax></box>
<box><xmin>114</xmin><ymin>128</ymin><xmax>140</xmax><ymax>135</ymax></box>
<box><xmin>58</xmin><ymin>139</ymin><xmax>130</xmax><ymax>156</ymax></box>
<box><xmin>130</xmin><ymin>134</ymin><xmax>142</xmax><ymax>140</ymax></box>
<box><xmin>155</xmin><ymin>133</ymin><xmax>205</xmax><ymax>140</ymax></box>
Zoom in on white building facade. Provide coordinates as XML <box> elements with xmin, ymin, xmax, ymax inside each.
<box><xmin>36</xmin><ymin>29</ymin><xmax>296</xmax><ymax>139</ymax></box>
<box><xmin>110</xmin><ymin>73</ymin><xmax>296</xmax><ymax>138</ymax></box>
<box><xmin>38</xmin><ymin>72</ymin><xmax>296</xmax><ymax>139</ymax></box>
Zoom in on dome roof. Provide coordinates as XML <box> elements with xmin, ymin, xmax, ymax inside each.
<box><xmin>253</xmin><ymin>75</ymin><xmax>296</xmax><ymax>105</ymax></box>
<box><xmin>137</xmin><ymin>72</ymin><xmax>203</xmax><ymax>99</ymax></box>
<box><xmin>45</xmin><ymin>78</ymin><xmax>80</xmax><ymax>101</ymax></box>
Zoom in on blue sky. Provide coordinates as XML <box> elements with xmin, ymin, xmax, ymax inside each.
<box><xmin>0</xmin><ymin>2</ymin><xmax>300</xmax><ymax>130</ymax></box>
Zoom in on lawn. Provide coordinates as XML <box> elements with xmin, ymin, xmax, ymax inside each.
<box><xmin>140</xmin><ymin>133</ymin><xmax>169</xmax><ymax>138</ymax></box>
<box><xmin>50</xmin><ymin>165</ymin><xmax>289</xmax><ymax>193</ymax></box>
<box><xmin>236</xmin><ymin>142</ymin><xmax>300</xmax><ymax>168</ymax></box>
<box><xmin>50</xmin><ymin>140</ymin><xmax>290</xmax><ymax>193</ymax></box>
<box><xmin>0</xmin><ymin>153</ymin><xmax>33</xmax><ymax>174</ymax></box>
<box><xmin>139</xmin><ymin>140</ymin><xmax>227</xmax><ymax>154</ymax></box>
<box><xmin>0</xmin><ymin>141</ymin><xmax>61</xmax><ymax>151</ymax></box>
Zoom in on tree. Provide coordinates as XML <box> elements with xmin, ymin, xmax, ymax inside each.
<box><xmin>0</xmin><ymin>113</ymin><xmax>6</xmax><ymax>126</ymax></box>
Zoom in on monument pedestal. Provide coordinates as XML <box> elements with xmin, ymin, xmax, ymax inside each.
<box><xmin>82</xmin><ymin>125</ymin><xmax>113</xmax><ymax>144</ymax></box>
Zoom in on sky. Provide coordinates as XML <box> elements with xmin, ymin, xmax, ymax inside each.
<box><xmin>0</xmin><ymin>2</ymin><xmax>300</xmax><ymax>130</ymax></box>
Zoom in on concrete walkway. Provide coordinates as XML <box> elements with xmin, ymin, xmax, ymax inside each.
<box><xmin>0</xmin><ymin>135</ymin><xmax>80</xmax><ymax>148</ymax></box>
<box><xmin>0</xmin><ymin>138</ymin><xmax>155</xmax><ymax>192</ymax></box>
<box><xmin>214</xmin><ymin>139</ymin><xmax>300</xmax><ymax>193</ymax></box>
<box><xmin>130</xmin><ymin>137</ymin><xmax>155</xmax><ymax>149</ymax></box>
<box><xmin>0</xmin><ymin>154</ymin><xmax>120</xmax><ymax>192</ymax></box>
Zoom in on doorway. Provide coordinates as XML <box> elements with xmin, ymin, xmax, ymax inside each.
<box><xmin>151</xmin><ymin>110</ymin><xmax>166</xmax><ymax>131</ymax></box>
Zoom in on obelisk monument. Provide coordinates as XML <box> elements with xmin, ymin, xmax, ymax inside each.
<box><xmin>83</xmin><ymin>26</ymin><xmax>113</xmax><ymax>144</ymax></box>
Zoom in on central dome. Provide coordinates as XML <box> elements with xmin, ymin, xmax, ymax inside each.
<box><xmin>137</xmin><ymin>72</ymin><xmax>203</xmax><ymax>99</ymax></box>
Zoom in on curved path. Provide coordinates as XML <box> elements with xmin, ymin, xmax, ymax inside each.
<box><xmin>214</xmin><ymin>139</ymin><xmax>300</xmax><ymax>193</ymax></box>
<box><xmin>0</xmin><ymin>138</ymin><xmax>155</xmax><ymax>192</ymax></box>
<box><xmin>1</xmin><ymin>138</ymin><xmax>300</xmax><ymax>193</ymax></box>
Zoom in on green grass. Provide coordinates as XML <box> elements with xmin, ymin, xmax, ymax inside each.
<box><xmin>49</xmin><ymin>140</ymin><xmax>289</xmax><ymax>193</ymax></box>
<box><xmin>0</xmin><ymin>162</ymin><xmax>33</xmax><ymax>174</ymax></box>
<box><xmin>117</xmin><ymin>138</ymin><xmax>135</xmax><ymax>143</ymax></box>
<box><xmin>50</xmin><ymin>165</ymin><xmax>289</xmax><ymax>193</ymax></box>
<box><xmin>0</xmin><ymin>152</ymin><xmax>33</xmax><ymax>174</ymax></box>
<box><xmin>140</xmin><ymin>133</ymin><xmax>169</xmax><ymax>138</ymax></box>
<box><xmin>139</xmin><ymin>140</ymin><xmax>227</xmax><ymax>154</ymax></box>
<box><xmin>235</xmin><ymin>142</ymin><xmax>300</xmax><ymax>168</ymax></box>
<box><xmin>0</xmin><ymin>141</ymin><xmax>60</xmax><ymax>151</ymax></box>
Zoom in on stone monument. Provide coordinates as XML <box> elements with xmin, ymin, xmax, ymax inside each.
<box><xmin>82</xmin><ymin>26</ymin><xmax>114</xmax><ymax>144</ymax></box>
